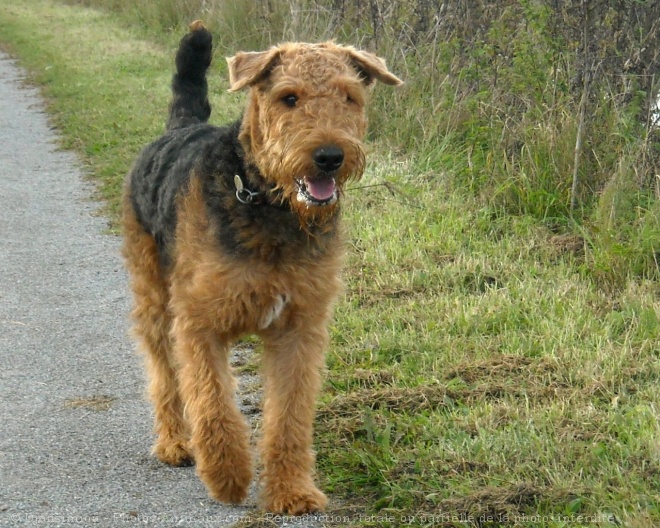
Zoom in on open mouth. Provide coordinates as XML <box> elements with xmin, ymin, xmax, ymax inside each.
<box><xmin>295</xmin><ymin>176</ymin><xmax>338</xmax><ymax>206</ymax></box>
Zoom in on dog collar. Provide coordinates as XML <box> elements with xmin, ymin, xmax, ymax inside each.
<box><xmin>233</xmin><ymin>174</ymin><xmax>293</xmax><ymax>212</ymax></box>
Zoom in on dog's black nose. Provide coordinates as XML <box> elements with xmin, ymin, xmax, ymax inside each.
<box><xmin>313</xmin><ymin>146</ymin><xmax>344</xmax><ymax>172</ymax></box>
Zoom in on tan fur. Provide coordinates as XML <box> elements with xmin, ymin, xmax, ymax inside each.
<box><xmin>123</xmin><ymin>34</ymin><xmax>401</xmax><ymax>515</ymax></box>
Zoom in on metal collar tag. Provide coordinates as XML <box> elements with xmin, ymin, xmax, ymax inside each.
<box><xmin>234</xmin><ymin>175</ymin><xmax>260</xmax><ymax>205</ymax></box>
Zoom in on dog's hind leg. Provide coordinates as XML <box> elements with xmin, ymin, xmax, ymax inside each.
<box><xmin>122</xmin><ymin>197</ymin><xmax>193</xmax><ymax>466</ymax></box>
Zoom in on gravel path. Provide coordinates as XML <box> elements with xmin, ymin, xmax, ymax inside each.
<box><xmin>0</xmin><ymin>52</ymin><xmax>297</xmax><ymax>528</ymax></box>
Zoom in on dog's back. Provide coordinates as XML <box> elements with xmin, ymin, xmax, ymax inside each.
<box><xmin>126</xmin><ymin>22</ymin><xmax>230</xmax><ymax>262</ymax></box>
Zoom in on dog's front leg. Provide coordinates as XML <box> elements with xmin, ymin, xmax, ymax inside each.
<box><xmin>259</xmin><ymin>321</ymin><xmax>329</xmax><ymax>514</ymax></box>
<box><xmin>171</xmin><ymin>315</ymin><xmax>253</xmax><ymax>504</ymax></box>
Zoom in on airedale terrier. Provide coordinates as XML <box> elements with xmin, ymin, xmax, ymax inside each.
<box><xmin>122</xmin><ymin>21</ymin><xmax>401</xmax><ymax>514</ymax></box>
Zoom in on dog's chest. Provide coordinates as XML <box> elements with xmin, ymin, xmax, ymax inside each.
<box><xmin>211</xmin><ymin>253</ymin><xmax>341</xmax><ymax>336</ymax></box>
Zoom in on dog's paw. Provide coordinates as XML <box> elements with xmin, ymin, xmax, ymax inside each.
<box><xmin>199</xmin><ymin>461</ymin><xmax>252</xmax><ymax>504</ymax></box>
<box><xmin>263</xmin><ymin>482</ymin><xmax>328</xmax><ymax>515</ymax></box>
<box><xmin>153</xmin><ymin>437</ymin><xmax>194</xmax><ymax>467</ymax></box>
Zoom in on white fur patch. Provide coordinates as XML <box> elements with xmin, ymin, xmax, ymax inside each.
<box><xmin>259</xmin><ymin>294</ymin><xmax>290</xmax><ymax>329</ymax></box>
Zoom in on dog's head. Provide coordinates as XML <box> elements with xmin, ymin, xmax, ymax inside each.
<box><xmin>227</xmin><ymin>41</ymin><xmax>402</xmax><ymax>226</ymax></box>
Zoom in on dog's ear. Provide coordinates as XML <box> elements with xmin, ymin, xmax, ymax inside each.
<box><xmin>345</xmin><ymin>48</ymin><xmax>403</xmax><ymax>87</ymax></box>
<box><xmin>226</xmin><ymin>49</ymin><xmax>281</xmax><ymax>92</ymax></box>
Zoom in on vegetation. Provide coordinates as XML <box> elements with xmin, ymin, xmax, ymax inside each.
<box><xmin>0</xmin><ymin>0</ymin><xmax>658</xmax><ymax>526</ymax></box>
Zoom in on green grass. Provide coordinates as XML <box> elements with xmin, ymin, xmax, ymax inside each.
<box><xmin>330</xmin><ymin>165</ymin><xmax>660</xmax><ymax>526</ymax></box>
<box><xmin>1</xmin><ymin>1</ymin><xmax>658</xmax><ymax>526</ymax></box>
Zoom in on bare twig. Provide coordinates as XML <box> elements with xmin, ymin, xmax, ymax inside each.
<box><xmin>571</xmin><ymin>68</ymin><xmax>589</xmax><ymax>213</ymax></box>
<box><xmin>570</xmin><ymin>0</ymin><xmax>593</xmax><ymax>214</ymax></box>
<box><xmin>346</xmin><ymin>181</ymin><xmax>424</xmax><ymax>209</ymax></box>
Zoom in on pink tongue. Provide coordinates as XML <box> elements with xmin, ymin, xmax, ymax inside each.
<box><xmin>305</xmin><ymin>177</ymin><xmax>336</xmax><ymax>200</ymax></box>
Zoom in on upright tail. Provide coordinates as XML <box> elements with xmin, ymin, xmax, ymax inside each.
<box><xmin>167</xmin><ymin>20</ymin><xmax>213</xmax><ymax>131</ymax></box>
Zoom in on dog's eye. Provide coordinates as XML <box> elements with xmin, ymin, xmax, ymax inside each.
<box><xmin>282</xmin><ymin>94</ymin><xmax>298</xmax><ymax>108</ymax></box>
